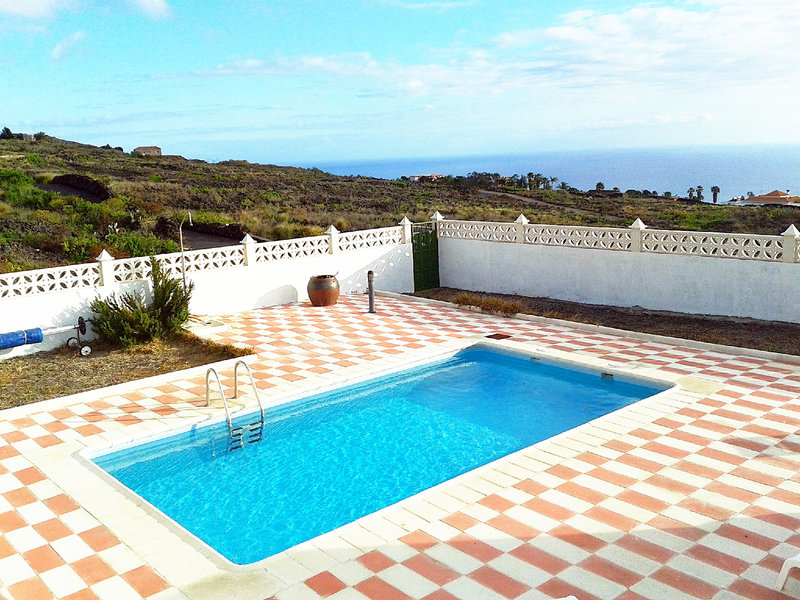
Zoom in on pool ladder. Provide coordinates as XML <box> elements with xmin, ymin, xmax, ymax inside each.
<box><xmin>205</xmin><ymin>361</ymin><xmax>266</xmax><ymax>451</ymax></box>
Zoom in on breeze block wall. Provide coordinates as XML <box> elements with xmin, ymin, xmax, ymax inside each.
<box><xmin>437</xmin><ymin>216</ymin><xmax>800</xmax><ymax>324</ymax></box>
<box><xmin>0</xmin><ymin>223</ymin><xmax>414</xmax><ymax>359</ymax></box>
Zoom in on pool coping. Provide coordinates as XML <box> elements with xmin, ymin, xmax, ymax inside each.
<box><xmin>74</xmin><ymin>337</ymin><xmax>683</xmax><ymax>573</ymax></box>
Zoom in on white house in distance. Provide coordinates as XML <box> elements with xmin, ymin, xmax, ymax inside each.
<box><xmin>731</xmin><ymin>189</ymin><xmax>800</xmax><ymax>206</ymax></box>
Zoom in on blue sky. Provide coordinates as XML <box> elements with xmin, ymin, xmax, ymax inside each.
<box><xmin>2</xmin><ymin>0</ymin><xmax>799</xmax><ymax>164</ymax></box>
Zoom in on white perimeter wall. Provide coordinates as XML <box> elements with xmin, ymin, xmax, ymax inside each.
<box><xmin>0</xmin><ymin>243</ymin><xmax>413</xmax><ymax>359</ymax></box>
<box><xmin>439</xmin><ymin>238</ymin><xmax>800</xmax><ymax>323</ymax></box>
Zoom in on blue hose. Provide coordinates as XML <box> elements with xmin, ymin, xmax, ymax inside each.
<box><xmin>0</xmin><ymin>328</ymin><xmax>44</xmax><ymax>350</ymax></box>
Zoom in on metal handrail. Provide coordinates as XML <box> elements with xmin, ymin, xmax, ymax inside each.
<box><xmin>233</xmin><ymin>360</ymin><xmax>265</xmax><ymax>423</ymax></box>
<box><xmin>205</xmin><ymin>368</ymin><xmax>233</xmax><ymax>431</ymax></box>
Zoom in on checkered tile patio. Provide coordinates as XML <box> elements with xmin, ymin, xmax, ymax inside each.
<box><xmin>1</xmin><ymin>294</ymin><xmax>799</xmax><ymax>600</ymax></box>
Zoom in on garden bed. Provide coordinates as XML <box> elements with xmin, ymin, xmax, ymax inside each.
<box><xmin>0</xmin><ymin>333</ymin><xmax>251</xmax><ymax>409</ymax></box>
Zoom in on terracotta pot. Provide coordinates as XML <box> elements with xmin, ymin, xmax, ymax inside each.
<box><xmin>307</xmin><ymin>275</ymin><xmax>340</xmax><ymax>306</ymax></box>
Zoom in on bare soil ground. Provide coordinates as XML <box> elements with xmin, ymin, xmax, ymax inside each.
<box><xmin>0</xmin><ymin>333</ymin><xmax>251</xmax><ymax>410</ymax></box>
<box><xmin>414</xmin><ymin>287</ymin><xmax>800</xmax><ymax>356</ymax></box>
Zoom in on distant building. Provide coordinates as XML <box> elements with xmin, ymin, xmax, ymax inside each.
<box><xmin>409</xmin><ymin>174</ymin><xmax>443</xmax><ymax>183</ymax></box>
<box><xmin>133</xmin><ymin>146</ymin><xmax>162</xmax><ymax>157</ymax></box>
<box><xmin>21</xmin><ymin>133</ymin><xmax>35</xmax><ymax>142</ymax></box>
<box><xmin>731</xmin><ymin>190</ymin><xmax>800</xmax><ymax>206</ymax></box>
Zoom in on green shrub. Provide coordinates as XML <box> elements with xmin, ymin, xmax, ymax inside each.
<box><xmin>105</xmin><ymin>231</ymin><xmax>179</xmax><ymax>257</ymax></box>
<box><xmin>89</xmin><ymin>257</ymin><xmax>193</xmax><ymax>348</ymax></box>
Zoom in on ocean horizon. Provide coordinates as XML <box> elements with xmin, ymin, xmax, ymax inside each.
<box><xmin>299</xmin><ymin>145</ymin><xmax>800</xmax><ymax>202</ymax></box>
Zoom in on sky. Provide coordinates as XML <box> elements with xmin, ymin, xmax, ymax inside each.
<box><xmin>2</xmin><ymin>0</ymin><xmax>800</xmax><ymax>165</ymax></box>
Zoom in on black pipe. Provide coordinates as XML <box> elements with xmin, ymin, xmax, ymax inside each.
<box><xmin>367</xmin><ymin>270</ymin><xmax>375</xmax><ymax>313</ymax></box>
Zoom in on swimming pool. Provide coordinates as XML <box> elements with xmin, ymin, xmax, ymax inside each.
<box><xmin>92</xmin><ymin>345</ymin><xmax>667</xmax><ymax>565</ymax></box>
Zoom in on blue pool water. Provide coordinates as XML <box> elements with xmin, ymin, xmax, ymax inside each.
<box><xmin>92</xmin><ymin>347</ymin><xmax>666</xmax><ymax>564</ymax></box>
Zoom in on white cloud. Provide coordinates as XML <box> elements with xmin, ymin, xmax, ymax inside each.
<box><xmin>51</xmin><ymin>30</ymin><xmax>87</xmax><ymax>60</ymax></box>
<box><xmin>0</xmin><ymin>0</ymin><xmax>74</xmax><ymax>18</ymax></box>
<box><xmin>127</xmin><ymin>0</ymin><xmax>171</xmax><ymax>19</ymax></box>
<box><xmin>0</xmin><ymin>0</ymin><xmax>171</xmax><ymax>19</ymax></box>
<box><xmin>379</xmin><ymin>0</ymin><xmax>474</xmax><ymax>9</ymax></box>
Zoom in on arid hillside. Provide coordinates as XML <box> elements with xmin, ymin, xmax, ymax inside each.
<box><xmin>1</xmin><ymin>134</ymin><xmax>797</xmax><ymax>272</ymax></box>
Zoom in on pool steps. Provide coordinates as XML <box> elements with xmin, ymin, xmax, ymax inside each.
<box><xmin>206</xmin><ymin>360</ymin><xmax>266</xmax><ymax>450</ymax></box>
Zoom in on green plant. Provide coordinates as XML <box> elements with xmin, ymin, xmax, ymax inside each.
<box><xmin>89</xmin><ymin>257</ymin><xmax>194</xmax><ymax>348</ymax></box>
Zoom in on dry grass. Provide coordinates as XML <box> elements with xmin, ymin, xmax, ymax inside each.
<box><xmin>0</xmin><ymin>333</ymin><xmax>252</xmax><ymax>409</ymax></box>
<box><xmin>452</xmin><ymin>293</ymin><xmax>525</xmax><ymax>317</ymax></box>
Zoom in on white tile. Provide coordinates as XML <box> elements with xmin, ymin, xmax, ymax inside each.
<box><xmin>51</xmin><ymin>533</ymin><xmax>95</xmax><ymax>562</ymax></box>
<box><xmin>596</xmin><ymin>544</ymin><xmax>660</xmax><ymax>576</ymax></box>
<box><xmin>572</xmin><ymin>473</ymin><xmax>624</xmax><ymax>497</ymax></box>
<box><xmin>527</xmin><ymin>534</ymin><xmax>590</xmax><ymax>564</ymax></box>
<box><xmin>0</xmin><ymin>473</ymin><xmax>22</xmax><ymax>494</ymax></box>
<box><xmin>699</xmin><ymin>534</ymin><xmax>768</xmax><ymax>564</ymax></box>
<box><xmin>504</xmin><ymin>505</ymin><xmax>559</xmax><ymax>533</ymax></box>
<box><xmin>443</xmin><ymin>575</ymin><xmax>507</xmax><ymax>600</ymax></box>
<box><xmin>0</xmin><ymin>554</ymin><xmax>35</xmax><ymax>586</ymax></box>
<box><xmin>563</xmin><ymin>514</ymin><xmax>623</xmax><ymax>543</ymax></box>
<box><xmin>425</xmin><ymin>544</ymin><xmax>482</xmax><ymax>575</ymax></box>
<box><xmin>630</xmin><ymin>576</ymin><xmax>699</xmax><ymax>600</ymax></box>
<box><xmin>40</xmin><ymin>564</ymin><xmax>86</xmax><ymax>597</ymax></box>
<box><xmin>419</xmin><ymin>520</ymin><xmax>461</xmax><ymax>543</ymax></box>
<box><xmin>262</xmin><ymin>555</ymin><xmax>314</xmax><ymax>586</ymax></box>
<box><xmin>716</xmin><ymin>474</ymin><xmax>773</xmax><ymax>496</ymax></box>
<box><xmin>667</xmin><ymin>554</ymin><xmax>737</xmax><ymax>588</ymax></box>
<box><xmin>91</xmin><ymin>575</ymin><xmax>142</xmax><ymax>600</ymax></box>
<box><xmin>59</xmin><ymin>508</ymin><xmax>101</xmax><ymax>533</ymax></box>
<box><xmin>598</xmin><ymin>497</ymin><xmax>656</xmax><ymax>524</ymax></box>
<box><xmin>98</xmin><ymin>544</ymin><xmax>146</xmax><ymax>573</ymax></box>
<box><xmin>275</xmin><ymin>582</ymin><xmax>325</xmax><ymax>600</ymax></box>
<box><xmin>663</xmin><ymin>505</ymin><xmax>722</xmax><ymax>531</ymax></box>
<box><xmin>328</xmin><ymin>588</ymin><xmax>371</xmax><ymax>600</ymax></box>
<box><xmin>465</xmin><ymin>523</ymin><xmax>521</xmax><ymax>552</ymax></box>
<box><xmin>5</xmin><ymin>525</ymin><xmax>47</xmax><ymax>553</ymax></box>
<box><xmin>488</xmin><ymin>554</ymin><xmax>550</xmax><ymax>588</ymax></box>
<box><xmin>460</xmin><ymin>503</ymin><xmax>499</xmax><ymax>523</ymax></box>
<box><xmin>629</xmin><ymin>526</ymin><xmax>693</xmax><ymax>554</ymax></box>
<box><xmin>285</xmin><ymin>544</ymin><xmax>339</xmax><ymax>574</ymax></box>
<box><xmin>378</xmin><ymin>564</ymin><xmax>438</xmax><ymax>599</ymax></box>
<box><xmin>558</xmin><ymin>565</ymin><xmax>626</xmax><ymax>600</ymax></box>
<box><xmin>15</xmin><ymin>501</ymin><xmax>56</xmax><ymax>526</ymax></box>
<box><xmin>328</xmin><ymin>560</ymin><xmax>373</xmax><ymax>586</ymax></box>
<box><xmin>539</xmin><ymin>489</ymin><xmax>592</xmax><ymax>514</ymax></box>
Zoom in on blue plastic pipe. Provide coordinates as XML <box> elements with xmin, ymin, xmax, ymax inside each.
<box><xmin>0</xmin><ymin>328</ymin><xmax>44</xmax><ymax>350</ymax></box>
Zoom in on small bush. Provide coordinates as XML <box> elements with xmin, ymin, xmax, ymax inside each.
<box><xmin>90</xmin><ymin>257</ymin><xmax>194</xmax><ymax>348</ymax></box>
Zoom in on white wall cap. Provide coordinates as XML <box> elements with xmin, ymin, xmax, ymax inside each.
<box><xmin>240</xmin><ymin>233</ymin><xmax>256</xmax><ymax>244</ymax></box>
<box><xmin>95</xmin><ymin>250</ymin><xmax>115</xmax><ymax>262</ymax></box>
<box><xmin>325</xmin><ymin>225</ymin><xmax>340</xmax><ymax>235</ymax></box>
<box><xmin>782</xmin><ymin>224</ymin><xmax>800</xmax><ymax>237</ymax></box>
<box><xmin>630</xmin><ymin>218</ymin><xmax>647</xmax><ymax>230</ymax></box>
<box><xmin>431</xmin><ymin>211</ymin><xmax>444</xmax><ymax>221</ymax></box>
<box><xmin>398</xmin><ymin>217</ymin><xmax>412</xmax><ymax>226</ymax></box>
<box><xmin>515</xmin><ymin>214</ymin><xmax>530</xmax><ymax>224</ymax></box>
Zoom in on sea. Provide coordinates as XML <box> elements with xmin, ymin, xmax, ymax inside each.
<box><xmin>299</xmin><ymin>145</ymin><xmax>800</xmax><ymax>202</ymax></box>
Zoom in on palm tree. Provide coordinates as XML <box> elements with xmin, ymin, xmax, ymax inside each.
<box><xmin>711</xmin><ymin>185</ymin><xmax>720</xmax><ymax>204</ymax></box>
<box><xmin>596</xmin><ymin>182</ymin><xmax>605</xmax><ymax>191</ymax></box>
<box><xmin>696</xmin><ymin>185</ymin><xmax>704</xmax><ymax>202</ymax></box>
<box><xmin>687</xmin><ymin>187</ymin><xmax>695</xmax><ymax>200</ymax></box>
<box><xmin>559</xmin><ymin>181</ymin><xmax>569</xmax><ymax>191</ymax></box>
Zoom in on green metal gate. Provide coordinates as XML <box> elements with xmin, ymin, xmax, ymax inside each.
<box><xmin>412</xmin><ymin>222</ymin><xmax>439</xmax><ymax>291</ymax></box>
